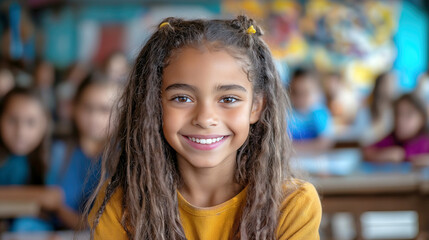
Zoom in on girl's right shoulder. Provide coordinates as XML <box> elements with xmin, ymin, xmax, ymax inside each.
<box><xmin>88</xmin><ymin>181</ymin><xmax>127</xmax><ymax>240</ymax></box>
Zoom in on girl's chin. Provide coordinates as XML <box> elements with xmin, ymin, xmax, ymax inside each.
<box><xmin>177</xmin><ymin>155</ymin><xmax>231</xmax><ymax>169</ymax></box>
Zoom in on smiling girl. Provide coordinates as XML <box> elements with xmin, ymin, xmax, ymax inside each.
<box><xmin>87</xmin><ymin>16</ymin><xmax>321</xmax><ymax>240</ymax></box>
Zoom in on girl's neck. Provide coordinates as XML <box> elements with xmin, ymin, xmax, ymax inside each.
<box><xmin>79</xmin><ymin>136</ymin><xmax>104</xmax><ymax>159</ymax></box>
<box><xmin>177</xmin><ymin>155</ymin><xmax>244</xmax><ymax>208</ymax></box>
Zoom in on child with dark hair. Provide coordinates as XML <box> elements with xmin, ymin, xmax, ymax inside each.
<box><xmin>364</xmin><ymin>94</ymin><xmax>429</xmax><ymax>166</ymax></box>
<box><xmin>288</xmin><ymin>68</ymin><xmax>334</xmax><ymax>154</ymax></box>
<box><xmin>87</xmin><ymin>16</ymin><xmax>321</xmax><ymax>240</ymax></box>
<box><xmin>46</xmin><ymin>75</ymin><xmax>120</xmax><ymax>229</ymax></box>
<box><xmin>0</xmin><ymin>87</ymin><xmax>49</xmax><ymax>186</ymax></box>
<box><xmin>361</xmin><ymin>72</ymin><xmax>396</xmax><ymax>144</ymax></box>
<box><xmin>0</xmin><ymin>87</ymin><xmax>58</xmax><ymax>231</ymax></box>
<box><xmin>322</xmin><ymin>71</ymin><xmax>359</xmax><ymax>132</ymax></box>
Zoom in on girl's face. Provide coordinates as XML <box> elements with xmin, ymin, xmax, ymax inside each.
<box><xmin>74</xmin><ymin>84</ymin><xmax>118</xmax><ymax>142</ymax></box>
<box><xmin>290</xmin><ymin>76</ymin><xmax>318</xmax><ymax>112</ymax></box>
<box><xmin>323</xmin><ymin>74</ymin><xmax>341</xmax><ymax>97</ymax></box>
<box><xmin>161</xmin><ymin>47</ymin><xmax>263</xmax><ymax>170</ymax></box>
<box><xmin>0</xmin><ymin>95</ymin><xmax>48</xmax><ymax>155</ymax></box>
<box><xmin>395</xmin><ymin>99</ymin><xmax>425</xmax><ymax>141</ymax></box>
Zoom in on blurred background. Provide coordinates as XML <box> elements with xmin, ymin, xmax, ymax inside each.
<box><xmin>0</xmin><ymin>0</ymin><xmax>428</xmax><ymax>239</ymax></box>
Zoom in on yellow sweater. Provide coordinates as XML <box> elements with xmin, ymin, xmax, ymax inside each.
<box><xmin>88</xmin><ymin>180</ymin><xmax>321</xmax><ymax>240</ymax></box>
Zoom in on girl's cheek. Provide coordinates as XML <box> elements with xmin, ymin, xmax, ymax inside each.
<box><xmin>162</xmin><ymin>107</ymin><xmax>186</xmax><ymax>132</ymax></box>
<box><xmin>25</xmin><ymin>117</ymin><xmax>46</xmax><ymax>145</ymax></box>
<box><xmin>222</xmin><ymin>107</ymin><xmax>252</xmax><ymax>134</ymax></box>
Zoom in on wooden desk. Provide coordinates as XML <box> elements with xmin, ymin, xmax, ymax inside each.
<box><xmin>311</xmin><ymin>171</ymin><xmax>429</xmax><ymax>240</ymax></box>
<box><xmin>0</xmin><ymin>201</ymin><xmax>40</xmax><ymax>219</ymax></box>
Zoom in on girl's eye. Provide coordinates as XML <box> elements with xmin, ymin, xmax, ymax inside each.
<box><xmin>220</xmin><ymin>97</ymin><xmax>238</xmax><ymax>104</ymax></box>
<box><xmin>173</xmin><ymin>96</ymin><xmax>192</xmax><ymax>103</ymax></box>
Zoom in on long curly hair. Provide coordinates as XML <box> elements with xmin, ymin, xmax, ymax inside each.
<box><xmin>87</xmin><ymin>15</ymin><xmax>294</xmax><ymax>240</ymax></box>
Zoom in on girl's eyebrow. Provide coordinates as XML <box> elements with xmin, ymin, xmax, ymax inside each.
<box><xmin>164</xmin><ymin>84</ymin><xmax>247</xmax><ymax>93</ymax></box>
<box><xmin>216</xmin><ymin>84</ymin><xmax>247</xmax><ymax>93</ymax></box>
<box><xmin>164</xmin><ymin>83</ymin><xmax>197</xmax><ymax>93</ymax></box>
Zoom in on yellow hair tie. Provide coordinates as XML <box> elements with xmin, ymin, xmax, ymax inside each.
<box><xmin>247</xmin><ymin>25</ymin><xmax>256</xmax><ymax>34</ymax></box>
<box><xmin>160</xmin><ymin>22</ymin><xmax>170</xmax><ymax>28</ymax></box>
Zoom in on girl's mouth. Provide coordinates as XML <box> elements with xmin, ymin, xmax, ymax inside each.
<box><xmin>182</xmin><ymin>135</ymin><xmax>229</xmax><ymax>150</ymax></box>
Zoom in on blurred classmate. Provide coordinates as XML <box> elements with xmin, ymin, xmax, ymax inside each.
<box><xmin>361</xmin><ymin>72</ymin><xmax>396</xmax><ymax>145</ymax></box>
<box><xmin>0</xmin><ymin>88</ymin><xmax>49</xmax><ymax>185</ymax></box>
<box><xmin>363</xmin><ymin>94</ymin><xmax>429</xmax><ymax>166</ymax></box>
<box><xmin>322</xmin><ymin>71</ymin><xmax>359</xmax><ymax>133</ymax></box>
<box><xmin>340</xmin><ymin>72</ymin><xmax>397</xmax><ymax>144</ymax></box>
<box><xmin>46</xmin><ymin>76</ymin><xmax>120</xmax><ymax>229</ymax></box>
<box><xmin>54</xmin><ymin>63</ymin><xmax>91</xmax><ymax>137</ymax></box>
<box><xmin>0</xmin><ymin>67</ymin><xmax>15</xmax><ymax>99</ymax></box>
<box><xmin>0</xmin><ymin>87</ymin><xmax>60</xmax><ymax>231</ymax></box>
<box><xmin>288</xmin><ymin>69</ymin><xmax>334</xmax><ymax>154</ymax></box>
<box><xmin>104</xmin><ymin>51</ymin><xmax>130</xmax><ymax>83</ymax></box>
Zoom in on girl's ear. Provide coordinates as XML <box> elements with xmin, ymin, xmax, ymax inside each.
<box><xmin>250</xmin><ymin>95</ymin><xmax>264</xmax><ymax>124</ymax></box>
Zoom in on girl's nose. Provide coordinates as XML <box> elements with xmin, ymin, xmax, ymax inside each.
<box><xmin>191</xmin><ymin>103</ymin><xmax>218</xmax><ymax>129</ymax></box>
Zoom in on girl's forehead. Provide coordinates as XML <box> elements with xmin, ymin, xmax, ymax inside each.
<box><xmin>7</xmin><ymin>94</ymin><xmax>39</xmax><ymax>106</ymax></box>
<box><xmin>168</xmin><ymin>44</ymin><xmax>251</xmax><ymax>71</ymax></box>
<box><xmin>162</xmin><ymin>47</ymin><xmax>252</xmax><ymax>91</ymax></box>
<box><xmin>396</xmin><ymin>99</ymin><xmax>421</xmax><ymax>116</ymax></box>
<box><xmin>3</xmin><ymin>95</ymin><xmax>45</xmax><ymax>116</ymax></box>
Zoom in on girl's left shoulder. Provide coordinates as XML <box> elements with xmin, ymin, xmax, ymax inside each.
<box><xmin>280</xmin><ymin>179</ymin><xmax>320</xmax><ymax>210</ymax></box>
<box><xmin>276</xmin><ymin>179</ymin><xmax>322</xmax><ymax>239</ymax></box>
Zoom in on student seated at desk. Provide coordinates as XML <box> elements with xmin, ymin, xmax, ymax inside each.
<box><xmin>322</xmin><ymin>71</ymin><xmax>359</xmax><ymax>134</ymax></box>
<box><xmin>46</xmin><ymin>76</ymin><xmax>120</xmax><ymax>230</ymax></box>
<box><xmin>0</xmin><ymin>87</ymin><xmax>60</xmax><ymax>231</ymax></box>
<box><xmin>364</xmin><ymin>94</ymin><xmax>429</xmax><ymax>166</ymax></box>
<box><xmin>336</xmin><ymin>72</ymin><xmax>396</xmax><ymax>145</ymax></box>
<box><xmin>287</xmin><ymin>68</ymin><xmax>334</xmax><ymax>154</ymax></box>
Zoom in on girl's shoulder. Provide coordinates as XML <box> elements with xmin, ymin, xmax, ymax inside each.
<box><xmin>280</xmin><ymin>179</ymin><xmax>320</xmax><ymax>209</ymax></box>
<box><xmin>276</xmin><ymin>179</ymin><xmax>322</xmax><ymax>239</ymax></box>
<box><xmin>88</xmin><ymin>180</ymin><xmax>127</xmax><ymax>239</ymax></box>
<box><xmin>89</xmin><ymin>180</ymin><xmax>124</xmax><ymax>216</ymax></box>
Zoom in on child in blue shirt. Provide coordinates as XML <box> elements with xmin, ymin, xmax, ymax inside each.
<box><xmin>46</xmin><ymin>75</ymin><xmax>120</xmax><ymax>229</ymax></box>
<box><xmin>288</xmin><ymin>69</ymin><xmax>334</xmax><ymax>154</ymax></box>
<box><xmin>0</xmin><ymin>87</ymin><xmax>56</xmax><ymax>231</ymax></box>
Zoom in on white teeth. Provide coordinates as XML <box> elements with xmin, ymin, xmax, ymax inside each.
<box><xmin>187</xmin><ymin>136</ymin><xmax>225</xmax><ymax>144</ymax></box>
